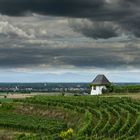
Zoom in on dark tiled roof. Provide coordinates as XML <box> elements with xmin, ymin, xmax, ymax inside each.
<box><xmin>92</xmin><ymin>75</ymin><xmax>110</xmax><ymax>85</ymax></box>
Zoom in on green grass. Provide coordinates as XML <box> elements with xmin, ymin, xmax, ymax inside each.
<box><xmin>0</xmin><ymin>98</ymin><xmax>13</xmax><ymax>103</ymax></box>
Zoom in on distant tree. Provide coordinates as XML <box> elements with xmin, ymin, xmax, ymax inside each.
<box><xmin>61</xmin><ymin>92</ymin><xmax>65</xmax><ymax>96</ymax></box>
<box><xmin>4</xmin><ymin>95</ymin><xmax>7</xmax><ymax>99</ymax></box>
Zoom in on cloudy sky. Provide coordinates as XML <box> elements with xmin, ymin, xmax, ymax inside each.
<box><xmin>0</xmin><ymin>0</ymin><xmax>140</xmax><ymax>82</ymax></box>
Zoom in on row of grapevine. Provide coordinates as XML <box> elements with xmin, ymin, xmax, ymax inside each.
<box><xmin>78</xmin><ymin>111</ymin><xmax>93</xmax><ymax>136</ymax></box>
<box><xmin>10</xmin><ymin>96</ymin><xmax>140</xmax><ymax>139</ymax></box>
<box><xmin>0</xmin><ymin>111</ymin><xmax>67</xmax><ymax>134</ymax></box>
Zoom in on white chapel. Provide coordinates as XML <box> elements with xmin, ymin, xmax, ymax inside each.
<box><xmin>90</xmin><ymin>74</ymin><xmax>110</xmax><ymax>95</ymax></box>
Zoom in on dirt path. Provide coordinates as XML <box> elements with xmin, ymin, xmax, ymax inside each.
<box><xmin>0</xmin><ymin>92</ymin><xmax>61</xmax><ymax>99</ymax></box>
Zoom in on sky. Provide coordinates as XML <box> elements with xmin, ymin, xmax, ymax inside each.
<box><xmin>0</xmin><ymin>0</ymin><xmax>140</xmax><ymax>82</ymax></box>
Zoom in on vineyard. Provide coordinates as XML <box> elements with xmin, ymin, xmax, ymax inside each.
<box><xmin>0</xmin><ymin>95</ymin><xmax>140</xmax><ymax>139</ymax></box>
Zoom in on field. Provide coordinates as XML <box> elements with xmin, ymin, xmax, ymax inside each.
<box><xmin>0</xmin><ymin>94</ymin><xmax>140</xmax><ymax>139</ymax></box>
<box><xmin>102</xmin><ymin>93</ymin><xmax>140</xmax><ymax>99</ymax></box>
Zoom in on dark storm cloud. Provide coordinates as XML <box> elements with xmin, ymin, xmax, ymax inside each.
<box><xmin>0</xmin><ymin>0</ymin><xmax>140</xmax><ymax>39</ymax></box>
<box><xmin>0</xmin><ymin>0</ymin><xmax>105</xmax><ymax>17</ymax></box>
<box><xmin>120</xmin><ymin>15</ymin><xmax>140</xmax><ymax>37</ymax></box>
<box><xmin>0</xmin><ymin>42</ymin><xmax>139</xmax><ymax>69</ymax></box>
<box><xmin>0</xmin><ymin>0</ymin><xmax>136</xmax><ymax>19</ymax></box>
<box><xmin>69</xmin><ymin>20</ymin><xmax>119</xmax><ymax>39</ymax></box>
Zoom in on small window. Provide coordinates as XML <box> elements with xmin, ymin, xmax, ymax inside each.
<box><xmin>93</xmin><ymin>86</ymin><xmax>96</xmax><ymax>90</ymax></box>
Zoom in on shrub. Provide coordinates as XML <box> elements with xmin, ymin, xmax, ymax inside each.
<box><xmin>60</xmin><ymin>128</ymin><xmax>74</xmax><ymax>140</ymax></box>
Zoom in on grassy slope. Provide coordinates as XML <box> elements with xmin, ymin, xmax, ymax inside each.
<box><xmin>0</xmin><ymin>93</ymin><xmax>140</xmax><ymax>139</ymax></box>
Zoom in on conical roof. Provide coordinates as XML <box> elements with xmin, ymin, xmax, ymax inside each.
<box><xmin>92</xmin><ymin>74</ymin><xmax>110</xmax><ymax>85</ymax></box>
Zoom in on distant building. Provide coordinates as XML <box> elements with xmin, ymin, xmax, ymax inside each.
<box><xmin>90</xmin><ymin>75</ymin><xmax>110</xmax><ymax>95</ymax></box>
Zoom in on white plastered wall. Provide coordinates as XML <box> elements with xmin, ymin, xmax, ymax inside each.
<box><xmin>90</xmin><ymin>85</ymin><xmax>106</xmax><ymax>95</ymax></box>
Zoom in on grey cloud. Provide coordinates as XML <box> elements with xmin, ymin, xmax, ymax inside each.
<box><xmin>0</xmin><ymin>21</ymin><xmax>35</xmax><ymax>39</ymax></box>
<box><xmin>0</xmin><ymin>37</ymin><xmax>139</xmax><ymax>69</ymax></box>
<box><xmin>0</xmin><ymin>16</ymin><xmax>139</xmax><ymax>70</ymax></box>
<box><xmin>0</xmin><ymin>0</ymin><xmax>140</xmax><ymax>39</ymax></box>
<box><xmin>0</xmin><ymin>1</ymin><xmax>139</xmax><ymax>71</ymax></box>
<box><xmin>119</xmin><ymin>15</ymin><xmax>140</xmax><ymax>37</ymax></box>
<box><xmin>69</xmin><ymin>19</ymin><xmax>119</xmax><ymax>39</ymax></box>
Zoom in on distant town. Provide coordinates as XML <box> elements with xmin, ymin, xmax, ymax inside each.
<box><xmin>0</xmin><ymin>83</ymin><xmax>90</xmax><ymax>94</ymax></box>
